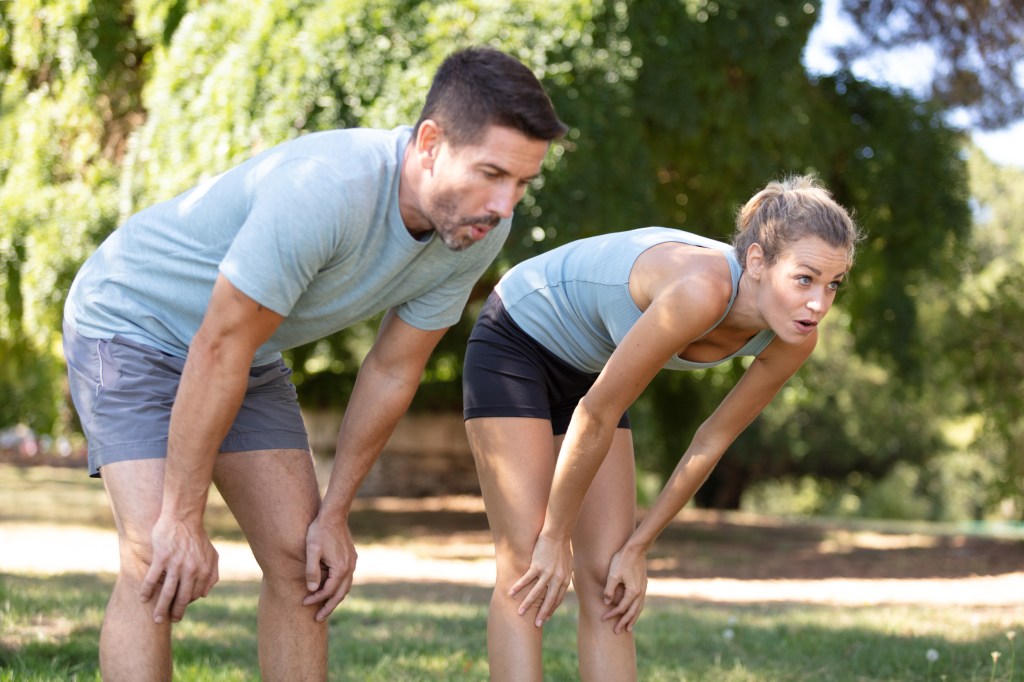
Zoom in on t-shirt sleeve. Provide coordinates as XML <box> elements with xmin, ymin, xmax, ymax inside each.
<box><xmin>394</xmin><ymin>222</ymin><xmax>510</xmax><ymax>330</ymax></box>
<box><xmin>219</xmin><ymin>159</ymin><xmax>344</xmax><ymax>316</ymax></box>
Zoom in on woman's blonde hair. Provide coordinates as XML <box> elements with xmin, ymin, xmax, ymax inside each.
<box><xmin>732</xmin><ymin>174</ymin><xmax>863</xmax><ymax>268</ymax></box>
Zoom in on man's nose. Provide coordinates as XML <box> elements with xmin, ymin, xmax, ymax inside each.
<box><xmin>486</xmin><ymin>183</ymin><xmax>519</xmax><ymax>219</ymax></box>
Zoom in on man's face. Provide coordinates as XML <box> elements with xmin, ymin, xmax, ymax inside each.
<box><xmin>420</xmin><ymin>125</ymin><xmax>551</xmax><ymax>251</ymax></box>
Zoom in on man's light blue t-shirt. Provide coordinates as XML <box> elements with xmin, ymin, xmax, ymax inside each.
<box><xmin>65</xmin><ymin>126</ymin><xmax>511</xmax><ymax>366</ymax></box>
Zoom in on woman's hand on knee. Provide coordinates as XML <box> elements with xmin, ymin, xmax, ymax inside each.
<box><xmin>509</xmin><ymin>533</ymin><xmax>573</xmax><ymax>628</ymax></box>
<box><xmin>601</xmin><ymin>545</ymin><xmax>648</xmax><ymax>633</ymax></box>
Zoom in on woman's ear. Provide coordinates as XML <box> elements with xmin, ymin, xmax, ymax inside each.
<box><xmin>745</xmin><ymin>242</ymin><xmax>766</xmax><ymax>280</ymax></box>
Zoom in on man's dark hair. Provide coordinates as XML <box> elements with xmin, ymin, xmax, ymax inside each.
<box><xmin>414</xmin><ymin>46</ymin><xmax>568</xmax><ymax>146</ymax></box>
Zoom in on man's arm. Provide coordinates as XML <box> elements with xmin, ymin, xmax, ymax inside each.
<box><xmin>142</xmin><ymin>274</ymin><xmax>284</xmax><ymax>623</ymax></box>
<box><xmin>302</xmin><ymin>309</ymin><xmax>446</xmax><ymax>620</ymax></box>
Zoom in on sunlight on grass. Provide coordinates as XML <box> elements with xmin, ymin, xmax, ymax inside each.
<box><xmin>818</xmin><ymin>529</ymin><xmax>942</xmax><ymax>552</ymax></box>
<box><xmin>3</xmin><ymin>465</ymin><xmax>1023</xmax><ymax>681</ymax></box>
<box><xmin>2</xmin><ymin>572</ymin><xmax>1022</xmax><ymax>681</ymax></box>
<box><xmin>638</xmin><ymin>602</ymin><xmax>1023</xmax><ymax>681</ymax></box>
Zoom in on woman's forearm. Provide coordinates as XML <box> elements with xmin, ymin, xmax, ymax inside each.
<box><xmin>540</xmin><ymin>401</ymin><xmax>620</xmax><ymax>539</ymax></box>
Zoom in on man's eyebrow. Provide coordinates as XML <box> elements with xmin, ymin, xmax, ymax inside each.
<box><xmin>480</xmin><ymin>162</ymin><xmax>541</xmax><ymax>182</ymax></box>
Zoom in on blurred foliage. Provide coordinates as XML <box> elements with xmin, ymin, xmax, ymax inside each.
<box><xmin>1</xmin><ymin>0</ymin><xmax>1019</xmax><ymax>517</ymax></box>
<box><xmin>838</xmin><ymin>0</ymin><xmax>1024</xmax><ymax>131</ymax></box>
<box><xmin>0</xmin><ymin>0</ymin><xmax>134</xmax><ymax>430</ymax></box>
<box><xmin>936</xmin><ymin>150</ymin><xmax>1024</xmax><ymax>515</ymax></box>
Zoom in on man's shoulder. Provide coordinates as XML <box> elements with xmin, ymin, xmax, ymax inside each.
<box><xmin>279</xmin><ymin>126</ymin><xmax>411</xmax><ymax>156</ymax></box>
<box><xmin>261</xmin><ymin>126</ymin><xmax>411</xmax><ymax>182</ymax></box>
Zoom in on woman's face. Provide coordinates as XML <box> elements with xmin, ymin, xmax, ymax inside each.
<box><xmin>753</xmin><ymin>236</ymin><xmax>850</xmax><ymax>344</ymax></box>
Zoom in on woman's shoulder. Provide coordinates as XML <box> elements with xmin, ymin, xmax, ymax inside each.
<box><xmin>632</xmin><ymin>243</ymin><xmax>733</xmax><ymax>317</ymax></box>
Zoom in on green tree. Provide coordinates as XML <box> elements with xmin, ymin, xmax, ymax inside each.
<box><xmin>0</xmin><ymin>0</ymin><xmax>144</xmax><ymax>431</ymax></box>
<box><xmin>936</xmin><ymin>150</ymin><xmax>1024</xmax><ymax>517</ymax></box>
<box><xmin>0</xmin><ymin>0</ymin><xmax>979</xmax><ymax>517</ymax></box>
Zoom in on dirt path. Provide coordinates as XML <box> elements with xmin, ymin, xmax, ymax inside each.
<box><xmin>4</xmin><ymin>496</ymin><xmax>1024</xmax><ymax>609</ymax></box>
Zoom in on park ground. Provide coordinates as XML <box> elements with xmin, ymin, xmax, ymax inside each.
<box><xmin>2</xmin><ymin>461</ymin><xmax>1023</xmax><ymax>610</ymax></box>
<box><xmin>4</xmin><ymin>462</ymin><xmax>1024</xmax><ymax>681</ymax></box>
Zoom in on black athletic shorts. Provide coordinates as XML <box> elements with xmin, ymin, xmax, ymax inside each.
<box><xmin>462</xmin><ymin>291</ymin><xmax>630</xmax><ymax>435</ymax></box>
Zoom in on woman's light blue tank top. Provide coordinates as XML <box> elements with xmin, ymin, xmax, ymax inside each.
<box><xmin>495</xmin><ymin>227</ymin><xmax>776</xmax><ymax>374</ymax></box>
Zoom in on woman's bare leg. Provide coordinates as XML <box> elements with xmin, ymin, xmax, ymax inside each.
<box><xmin>571</xmin><ymin>428</ymin><xmax>638</xmax><ymax>682</ymax></box>
<box><xmin>467</xmin><ymin>417</ymin><xmax>557</xmax><ymax>682</ymax></box>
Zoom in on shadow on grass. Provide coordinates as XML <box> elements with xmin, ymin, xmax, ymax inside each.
<box><xmin>347</xmin><ymin>507</ymin><xmax>491</xmax><ymax>542</ymax></box>
<box><xmin>648</xmin><ymin>514</ymin><xmax>1024</xmax><ymax>581</ymax></box>
<box><xmin>0</xmin><ymin>573</ymin><xmax>497</xmax><ymax>681</ymax></box>
<box><xmin>0</xmin><ymin>572</ymin><xmax>264</xmax><ymax>680</ymax></box>
<box><xmin>0</xmin><ymin>575</ymin><xmax>103</xmax><ymax>680</ymax></box>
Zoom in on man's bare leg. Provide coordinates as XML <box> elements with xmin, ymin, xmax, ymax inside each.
<box><xmin>213</xmin><ymin>449</ymin><xmax>326</xmax><ymax>682</ymax></box>
<box><xmin>99</xmin><ymin>458</ymin><xmax>173</xmax><ymax>682</ymax></box>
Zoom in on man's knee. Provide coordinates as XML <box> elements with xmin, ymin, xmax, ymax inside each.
<box><xmin>115</xmin><ymin>528</ymin><xmax>156</xmax><ymax>581</ymax></box>
<box><xmin>258</xmin><ymin>536</ymin><xmax>309</xmax><ymax>593</ymax></box>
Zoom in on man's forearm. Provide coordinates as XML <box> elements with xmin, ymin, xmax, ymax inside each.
<box><xmin>318</xmin><ymin>358</ymin><xmax>422</xmax><ymax>520</ymax></box>
<box><xmin>162</xmin><ymin>338</ymin><xmax>251</xmax><ymax>520</ymax></box>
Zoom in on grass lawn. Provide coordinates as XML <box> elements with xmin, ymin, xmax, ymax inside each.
<box><xmin>1</xmin><ymin>463</ymin><xmax>1022</xmax><ymax>680</ymax></box>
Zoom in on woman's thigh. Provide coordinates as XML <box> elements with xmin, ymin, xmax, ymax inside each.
<box><xmin>466</xmin><ymin>417</ymin><xmax>557</xmax><ymax>569</ymax></box>
<box><xmin>571</xmin><ymin>428</ymin><xmax>637</xmax><ymax>591</ymax></box>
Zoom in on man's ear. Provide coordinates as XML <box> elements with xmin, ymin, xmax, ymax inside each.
<box><xmin>745</xmin><ymin>242</ymin><xmax>766</xmax><ymax>279</ymax></box>
<box><xmin>415</xmin><ymin>119</ymin><xmax>443</xmax><ymax>170</ymax></box>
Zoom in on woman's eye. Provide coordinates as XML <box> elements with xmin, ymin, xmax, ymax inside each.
<box><xmin>797</xmin><ymin>275</ymin><xmax>812</xmax><ymax>285</ymax></box>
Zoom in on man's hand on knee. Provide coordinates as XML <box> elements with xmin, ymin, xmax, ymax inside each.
<box><xmin>141</xmin><ymin>513</ymin><xmax>220</xmax><ymax>623</ymax></box>
<box><xmin>302</xmin><ymin>515</ymin><xmax>357</xmax><ymax>622</ymax></box>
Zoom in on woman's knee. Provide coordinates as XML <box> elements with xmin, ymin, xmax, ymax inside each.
<box><xmin>571</xmin><ymin>558</ymin><xmax>612</xmax><ymax>613</ymax></box>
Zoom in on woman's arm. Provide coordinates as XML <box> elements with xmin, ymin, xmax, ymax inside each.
<box><xmin>509</xmin><ymin>276</ymin><xmax>732</xmax><ymax>625</ymax></box>
<box><xmin>600</xmin><ymin>331</ymin><xmax>817</xmax><ymax>631</ymax></box>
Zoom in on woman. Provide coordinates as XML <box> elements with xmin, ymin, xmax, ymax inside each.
<box><xmin>462</xmin><ymin>174</ymin><xmax>863</xmax><ymax>681</ymax></box>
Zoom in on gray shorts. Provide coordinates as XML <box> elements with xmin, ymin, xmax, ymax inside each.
<box><xmin>63</xmin><ymin>322</ymin><xmax>310</xmax><ymax>477</ymax></box>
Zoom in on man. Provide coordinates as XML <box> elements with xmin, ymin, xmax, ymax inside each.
<box><xmin>62</xmin><ymin>46</ymin><xmax>567</xmax><ymax>681</ymax></box>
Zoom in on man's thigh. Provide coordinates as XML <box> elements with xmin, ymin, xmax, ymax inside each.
<box><xmin>212</xmin><ymin>449</ymin><xmax>320</xmax><ymax>570</ymax></box>
<box><xmin>101</xmin><ymin>458</ymin><xmax>167</xmax><ymax>572</ymax></box>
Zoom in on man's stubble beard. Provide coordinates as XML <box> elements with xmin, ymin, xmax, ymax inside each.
<box><xmin>425</xmin><ymin>189</ymin><xmax>500</xmax><ymax>252</ymax></box>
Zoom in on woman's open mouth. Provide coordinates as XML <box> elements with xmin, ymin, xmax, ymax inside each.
<box><xmin>794</xmin><ymin>319</ymin><xmax>818</xmax><ymax>334</ymax></box>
